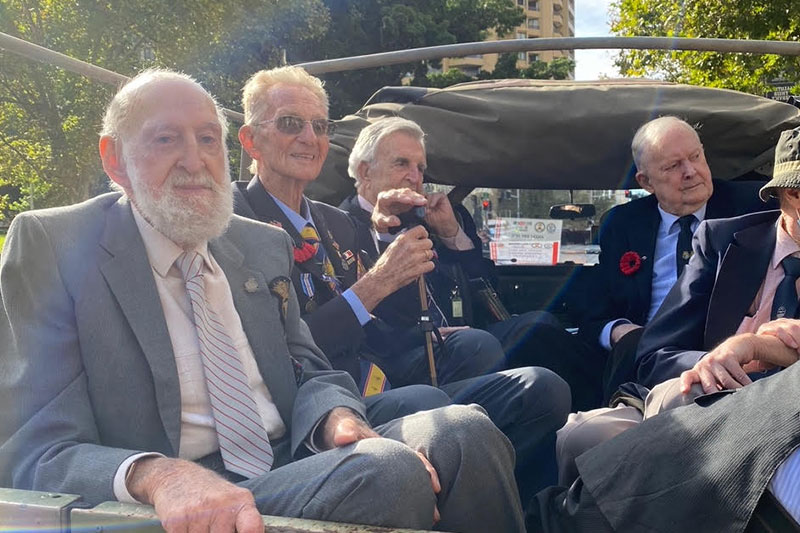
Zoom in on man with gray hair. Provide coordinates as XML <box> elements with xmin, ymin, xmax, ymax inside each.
<box><xmin>529</xmin><ymin>125</ymin><xmax>800</xmax><ymax>533</ymax></box>
<box><xmin>233</xmin><ymin>66</ymin><xmax>571</xmax><ymax>504</ymax></box>
<box><xmin>0</xmin><ymin>68</ymin><xmax>526</xmax><ymax>533</ymax></box>
<box><xmin>578</xmin><ymin>116</ymin><xmax>771</xmax><ymax>400</ymax></box>
<box><xmin>341</xmin><ymin>116</ymin><xmax>608</xmax><ymax>413</ymax></box>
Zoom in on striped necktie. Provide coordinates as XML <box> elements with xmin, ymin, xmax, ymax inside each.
<box><xmin>301</xmin><ymin>223</ymin><xmax>341</xmax><ymax>294</ymax></box>
<box><xmin>177</xmin><ymin>251</ymin><xmax>273</xmax><ymax>478</ymax></box>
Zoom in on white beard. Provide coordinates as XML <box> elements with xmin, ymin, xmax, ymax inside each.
<box><xmin>127</xmin><ymin>164</ymin><xmax>233</xmax><ymax>248</ymax></box>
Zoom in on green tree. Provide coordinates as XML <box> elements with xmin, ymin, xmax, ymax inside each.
<box><xmin>294</xmin><ymin>0</ymin><xmax>525</xmax><ymax>117</ymax></box>
<box><xmin>611</xmin><ymin>0</ymin><xmax>800</xmax><ymax>94</ymax></box>
<box><xmin>0</xmin><ymin>0</ymin><xmax>328</xmax><ymax>216</ymax></box>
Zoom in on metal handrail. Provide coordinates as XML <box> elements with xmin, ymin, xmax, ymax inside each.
<box><xmin>296</xmin><ymin>36</ymin><xmax>800</xmax><ymax>74</ymax></box>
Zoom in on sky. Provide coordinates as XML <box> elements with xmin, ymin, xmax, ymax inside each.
<box><xmin>573</xmin><ymin>0</ymin><xmax>618</xmax><ymax>80</ymax></box>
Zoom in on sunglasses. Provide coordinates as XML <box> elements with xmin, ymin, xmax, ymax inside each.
<box><xmin>257</xmin><ymin>115</ymin><xmax>335</xmax><ymax>137</ymax></box>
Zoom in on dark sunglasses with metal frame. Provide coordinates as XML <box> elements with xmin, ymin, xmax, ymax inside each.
<box><xmin>257</xmin><ymin>115</ymin><xmax>335</xmax><ymax>136</ymax></box>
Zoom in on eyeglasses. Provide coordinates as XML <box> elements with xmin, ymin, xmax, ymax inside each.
<box><xmin>256</xmin><ymin>116</ymin><xmax>335</xmax><ymax>137</ymax></box>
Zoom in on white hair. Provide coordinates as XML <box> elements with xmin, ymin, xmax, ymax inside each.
<box><xmin>241</xmin><ymin>66</ymin><xmax>329</xmax><ymax>175</ymax></box>
<box><xmin>101</xmin><ymin>68</ymin><xmax>229</xmax><ymax>148</ymax></box>
<box><xmin>631</xmin><ymin>116</ymin><xmax>700</xmax><ymax>173</ymax></box>
<box><xmin>348</xmin><ymin>117</ymin><xmax>426</xmax><ymax>188</ymax></box>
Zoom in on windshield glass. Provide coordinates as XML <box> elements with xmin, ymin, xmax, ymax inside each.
<box><xmin>455</xmin><ymin>187</ymin><xmax>650</xmax><ymax>265</ymax></box>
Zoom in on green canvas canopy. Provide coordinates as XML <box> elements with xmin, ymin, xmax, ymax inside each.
<box><xmin>309</xmin><ymin>78</ymin><xmax>800</xmax><ymax>205</ymax></box>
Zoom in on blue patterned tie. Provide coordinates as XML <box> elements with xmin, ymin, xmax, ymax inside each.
<box><xmin>177</xmin><ymin>252</ymin><xmax>273</xmax><ymax>478</ymax></box>
<box><xmin>771</xmin><ymin>256</ymin><xmax>800</xmax><ymax>320</ymax></box>
<box><xmin>676</xmin><ymin>215</ymin><xmax>695</xmax><ymax>277</ymax></box>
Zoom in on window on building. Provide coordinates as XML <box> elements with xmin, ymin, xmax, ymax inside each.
<box><xmin>516</xmin><ymin>31</ymin><xmax>527</xmax><ymax>40</ymax></box>
<box><xmin>517</xmin><ymin>0</ymin><xmax>525</xmax><ymax>5</ymax></box>
<box><xmin>527</xmin><ymin>18</ymin><xmax>540</xmax><ymax>29</ymax></box>
<box><xmin>528</xmin><ymin>53</ymin><xmax>539</xmax><ymax>63</ymax></box>
<box><xmin>518</xmin><ymin>52</ymin><xmax>526</xmax><ymax>61</ymax></box>
<box><xmin>528</xmin><ymin>0</ymin><xmax>539</xmax><ymax>10</ymax></box>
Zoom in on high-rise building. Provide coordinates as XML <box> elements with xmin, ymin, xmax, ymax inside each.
<box><xmin>441</xmin><ymin>0</ymin><xmax>575</xmax><ymax>78</ymax></box>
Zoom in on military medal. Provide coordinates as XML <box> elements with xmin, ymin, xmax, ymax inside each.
<box><xmin>305</xmin><ymin>300</ymin><xmax>317</xmax><ymax>313</ymax></box>
<box><xmin>244</xmin><ymin>277</ymin><xmax>259</xmax><ymax>293</ymax></box>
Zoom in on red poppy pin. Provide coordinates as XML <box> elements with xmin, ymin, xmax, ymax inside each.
<box><xmin>293</xmin><ymin>242</ymin><xmax>316</xmax><ymax>263</ymax></box>
<box><xmin>619</xmin><ymin>251</ymin><xmax>642</xmax><ymax>276</ymax></box>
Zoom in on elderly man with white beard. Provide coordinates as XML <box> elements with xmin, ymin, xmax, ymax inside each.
<box><xmin>0</xmin><ymin>68</ymin><xmax>525</xmax><ymax>533</ymax></box>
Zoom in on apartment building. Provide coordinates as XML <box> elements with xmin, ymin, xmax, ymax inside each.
<box><xmin>441</xmin><ymin>0</ymin><xmax>576</xmax><ymax>76</ymax></box>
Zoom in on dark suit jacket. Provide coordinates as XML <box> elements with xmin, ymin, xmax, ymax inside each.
<box><xmin>635</xmin><ymin>209</ymin><xmax>780</xmax><ymax>387</ymax></box>
<box><xmin>579</xmin><ymin>180</ymin><xmax>775</xmax><ymax>350</ymax></box>
<box><xmin>0</xmin><ymin>193</ymin><xmax>364</xmax><ymax>505</ymax></box>
<box><xmin>339</xmin><ymin>194</ymin><xmax>493</xmax><ymax>328</ymax></box>
<box><xmin>233</xmin><ymin>179</ymin><xmax>425</xmax><ymax>384</ymax></box>
<box><xmin>556</xmin><ymin>358</ymin><xmax>800</xmax><ymax>532</ymax></box>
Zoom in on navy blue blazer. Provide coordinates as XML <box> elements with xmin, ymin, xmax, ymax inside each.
<box><xmin>579</xmin><ymin>180</ymin><xmax>775</xmax><ymax>350</ymax></box>
<box><xmin>635</xmin><ymin>209</ymin><xmax>780</xmax><ymax>387</ymax></box>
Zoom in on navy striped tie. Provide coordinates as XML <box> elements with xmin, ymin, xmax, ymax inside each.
<box><xmin>177</xmin><ymin>252</ymin><xmax>273</xmax><ymax>478</ymax></box>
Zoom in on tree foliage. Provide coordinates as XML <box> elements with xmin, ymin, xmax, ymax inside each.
<box><xmin>0</xmin><ymin>0</ymin><xmax>524</xmax><ymax>216</ymax></box>
<box><xmin>611</xmin><ymin>0</ymin><xmax>800</xmax><ymax>94</ymax></box>
<box><xmin>296</xmin><ymin>0</ymin><xmax>525</xmax><ymax>117</ymax></box>
<box><xmin>426</xmin><ymin>54</ymin><xmax>576</xmax><ymax>88</ymax></box>
<box><xmin>0</xmin><ymin>0</ymin><xmax>327</xmax><ymax>217</ymax></box>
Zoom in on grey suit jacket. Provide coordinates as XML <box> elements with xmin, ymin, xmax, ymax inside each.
<box><xmin>0</xmin><ymin>193</ymin><xmax>365</xmax><ymax>505</ymax></box>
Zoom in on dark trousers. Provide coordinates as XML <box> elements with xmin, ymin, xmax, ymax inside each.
<box><xmin>442</xmin><ymin>367</ymin><xmax>571</xmax><ymax>506</ymax></box>
<box><xmin>486</xmin><ymin>311</ymin><xmax>606</xmax><ymax>411</ymax></box>
<box><xmin>528</xmin><ymin>483</ymin><xmax>800</xmax><ymax>533</ymax></box>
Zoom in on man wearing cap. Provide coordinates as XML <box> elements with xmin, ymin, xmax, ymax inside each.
<box><xmin>529</xmin><ymin>126</ymin><xmax>800</xmax><ymax>532</ymax></box>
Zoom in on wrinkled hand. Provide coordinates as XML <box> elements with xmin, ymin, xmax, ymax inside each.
<box><xmin>372</xmin><ymin>188</ymin><xmax>427</xmax><ymax>233</ymax></box>
<box><xmin>415</xmin><ymin>450</ymin><xmax>441</xmax><ymax>525</ymax></box>
<box><xmin>679</xmin><ymin>334</ymin><xmax>756</xmax><ymax>394</ymax></box>
<box><xmin>424</xmin><ymin>192</ymin><xmax>460</xmax><ymax>238</ymax></box>
<box><xmin>610</xmin><ymin>323</ymin><xmax>642</xmax><ymax>346</ymax></box>
<box><xmin>322</xmin><ymin>409</ymin><xmax>441</xmax><ymax>524</ymax></box>
<box><xmin>438</xmin><ymin>326</ymin><xmax>470</xmax><ymax>339</ymax></box>
<box><xmin>322</xmin><ymin>407</ymin><xmax>381</xmax><ymax>449</ymax></box>
<box><xmin>351</xmin><ymin>225</ymin><xmax>434</xmax><ymax>310</ymax></box>
<box><xmin>128</xmin><ymin>457</ymin><xmax>263</xmax><ymax>533</ymax></box>
<box><xmin>757</xmin><ymin>318</ymin><xmax>800</xmax><ymax>350</ymax></box>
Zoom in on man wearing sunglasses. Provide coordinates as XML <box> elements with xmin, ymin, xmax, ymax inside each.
<box><xmin>233</xmin><ymin>66</ymin><xmax>571</xmax><ymax>504</ymax></box>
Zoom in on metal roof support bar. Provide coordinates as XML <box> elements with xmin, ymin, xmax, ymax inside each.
<box><xmin>296</xmin><ymin>36</ymin><xmax>800</xmax><ymax>75</ymax></box>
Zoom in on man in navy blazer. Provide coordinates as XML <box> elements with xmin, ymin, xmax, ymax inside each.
<box><xmin>531</xmin><ymin>125</ymin><xmax>800</xmax><ymax>531</ymax></box>
<box><xmin>579</xmin><ymin>116</ymin><xmax>772</xmax><ymax>399</ymax></box>
<box><xmin>233</xmin><ymin>66</ymin><xmax>570</xmax><ymax>504</ymax></box>
<box><xmin>0</xmin><ymin>69</ymin><xmax>525</xmax><ymax>532</ymax></box>
<box><xmin>342</xmin><ymin>117</ymin><xmax>605</xmax><ymax>411</ymax></box>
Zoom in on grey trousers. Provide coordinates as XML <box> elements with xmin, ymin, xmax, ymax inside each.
<box><xmin>239</xmin><ymin>404</ymin><xmax>525</xmax><ymax>532</ymax></box>
<box><xmin>556</xmin><ymin>378</ymin><xmax>700</xmax><ymax>486</ymax></box>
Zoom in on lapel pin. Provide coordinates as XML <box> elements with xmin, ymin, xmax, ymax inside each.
<box><xmin>244</xmin><ymin>277</ymin><xmax>259</xmax><ymax>293</ymax></box>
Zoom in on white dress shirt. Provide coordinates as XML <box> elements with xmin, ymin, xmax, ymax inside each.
<box><xmin>113</xmin><ymin>206</ymin><xmax>285</xmax><ymax>502</ymax></box>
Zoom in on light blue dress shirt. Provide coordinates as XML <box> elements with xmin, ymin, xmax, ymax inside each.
<box><xmin>600</xmin><ymin>203</ymin><xmax>707</xmax><ymax>349</ymax></box>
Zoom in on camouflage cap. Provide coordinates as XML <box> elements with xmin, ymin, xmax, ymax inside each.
<box><xmin>760</xmin><ymin>126</ymin><xmax>800</xmax><ymax>201</ymax></box>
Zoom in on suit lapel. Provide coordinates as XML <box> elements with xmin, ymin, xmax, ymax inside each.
<box><xmin>242</xmin><ymin>178</ymin><xmax>326</xmax><ymax>280</ymax></box>
<box><xmin>630</xmin><ymin>199</ymin><xmax>661</xmax><ymax>314</ymax></box>
<box><xmin>209</xmin><ymin>235</ymin><xmax>296</xmax><ymax>425</ymax></box>
<box><xmin>98</xmin><ymin>199</ymin><xmax>181</xmax><ymax>454</ymax></box>
<box><xmin>308</xmin><ymin>202</ymin><xmax>357</xmax><ymax>287</ymax></box>
<box><xmin>704</xmin><ymin>219</ymin><xmax>777</xmax><ymax>348</ymax></box>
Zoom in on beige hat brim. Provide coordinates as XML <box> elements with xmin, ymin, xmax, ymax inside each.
<box><xmin>759</xmin><ymin>161</ymin><xmax>800</xmax><ymax>201</ymax></box>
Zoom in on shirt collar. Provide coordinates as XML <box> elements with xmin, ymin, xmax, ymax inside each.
<box><xmin>657</xmin><ymin>203</ymin><xmax>707</xmax><ymax>229</ymax></box>
<box><xmin>357</xmin><ymin>194</ymin><xmax>375</xmax><ymax>214</ymax></box>
<box><xmin>771</xmin><ymin>216</ymin><xmax>800</xmax><ymax>270</ymax></box>
<box><xmin>269</xmin><ymin>192</ymin><xmax>312</xmax><ymax>234</ymax></box>
<box><xmin>131</xmin><ymin>204</ymin><xmax>212</xmax><ymax>278</ymax></box>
